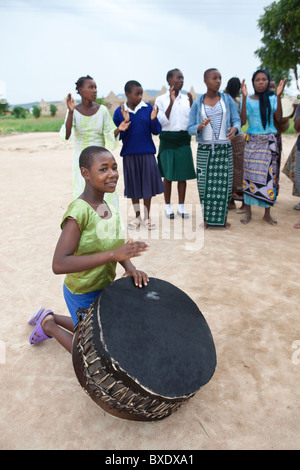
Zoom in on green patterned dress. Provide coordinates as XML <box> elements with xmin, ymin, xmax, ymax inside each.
<box><xmin>196</xmin><ymin>100</ymin><xmax>233</xmax><ymax>227</ymax></box>
<box><xmin>60</xmin><ymin>106</ymin><xmax>119</xmax><ymax>207</ymax></box>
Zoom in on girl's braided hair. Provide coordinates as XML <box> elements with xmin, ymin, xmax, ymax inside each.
<box><xmin>75</xmin><ymin>75</ymin><xmax>94</xmax><ymax>94</ymax></box>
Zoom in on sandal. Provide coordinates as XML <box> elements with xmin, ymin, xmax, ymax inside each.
<box><xmin>293</xmin><ymin>203</ymin><xmax>300</xmax><ymax>211</ymax></box>
<box><xmin>29</xmin><ymin>309</ymin><xmax>54</xmax><ymax>344</ymax></box>
<box><xmin>293</xmin><ymin>220</ymin><xmax>300</xmax><ymax>229</ymax></box>
<box><xmin>28</xmin><ymin>306</ymin><xmax>44</xmax><ymax>326</ymax></box>
<box><xmin>128</xmin><ymin>218</ymin><xmax>141</xmax><ymax>230</ymax></box>
<box><xmin>143</xmin><ymin>218</ymin><xmax>156</xmax><ymax>230</ymax></box>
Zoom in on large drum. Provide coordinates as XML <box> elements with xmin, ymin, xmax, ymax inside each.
<box><xmin>72</xmin><ymin>277</ymin><xmax>216</xmax><ymax>421</ymax></box>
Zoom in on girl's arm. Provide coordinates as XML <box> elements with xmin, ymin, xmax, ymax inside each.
<box><xmin>155</xmin><ymin>96</ymin><xmax>169</xmax><ymax>127</ymax></box>
<box><xmin>240</xmin><ymin>79</ymin><xmax>248</xmax><ymax>127</ymax></box>
<box><xmin>114</xmin><ymin>120</ymin><xmax>130</xmax><ymax>138</ymax></box>
<box><xmin>113</xmin><ymin>107</ymin><xmax>130</xmax><ymax>140</ymax></box>
<box><xmin>187</xmin><ymin>100</ymin><xmax>199</xmax><ymax>135</ymax></box>
<box><xmin>150</xmin><ymin>105</ymin><xmax>162</xmax><ymax>135</ymax></box>
<box><xmin>164</xmin><ymin>86</ymin><xmax>176</xmax><ymax>120</ymax></box>
<box><xmin>101</xmin><ymin>106</ymin><xmax>130</xmax><ymax>145</ymax></box>
<box><xmin>52</xmin><ymin>218</ymin><xmax>149</xmax><ymax>275</ymax></box>
<box><xmin>65</xmin><ymin>94</ymin><xmax>75</xmax><ymax>140</ymax></box>
<box><xmin>274</xmin><ymin>78</ymin><xmax>287</xmax><ymax>122</ymax></box>
<box><xmin>187</xmin><ymin>100</ymin><xmax>211</xmax><ymax>136</ymax></box>
<box><xmin>227</xmin><ymin>95</ymin><xmax>241</xmax><ymax>139</ymax></box>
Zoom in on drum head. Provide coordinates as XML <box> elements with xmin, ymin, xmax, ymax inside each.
<box><xmin>97</xmin><ymin>277</ymin><xmax>216</xmax><ymax>399</ymax></box>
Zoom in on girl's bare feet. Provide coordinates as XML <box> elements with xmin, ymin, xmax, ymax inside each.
<box><xmin>263</xmin><ymin>214</ymin><xmax>277</xmax><ymax>225</ymax></box>
<box><xmin>240</xmin><ymin>213</ymin><xmax>251</xmax><ymax>224</ymax></box>
<box><xmin>263</xmin><ymin>208</ymin><xmax>277</xmax><ymax>226</ymax></box>
<box><xmin>240</xmin><ymin>205</ymin><xmax>251</xmax><ymax>224</ymax></box>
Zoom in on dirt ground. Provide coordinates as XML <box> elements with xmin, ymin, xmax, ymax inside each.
<box><xmin>0</xmin><ymin>131</ymin><xmax>299</xmax><ymax>450</ymax></box>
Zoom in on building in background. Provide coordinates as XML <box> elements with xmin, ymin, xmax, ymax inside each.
<box><xmin>39</xmin><ymin>86</ymin><xmax>199</xmax><ymax>117</ymax></box>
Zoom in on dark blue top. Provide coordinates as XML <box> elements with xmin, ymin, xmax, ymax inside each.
<box><xmin>113</xmin><ymin>103</ymin><xmax>161</xmax><ymax>156</ymax></box>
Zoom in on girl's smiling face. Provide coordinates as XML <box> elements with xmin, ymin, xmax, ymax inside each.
<box><xmin>83</xmin><ymin>151</ymin><xmax>119</xmax><ymax>193</ymax></box>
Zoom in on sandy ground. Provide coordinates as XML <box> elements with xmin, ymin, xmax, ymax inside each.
<box><xmin>0</xmin><ymin>131</ymin><xmax>299</xmax><ymax>450</ymax></box>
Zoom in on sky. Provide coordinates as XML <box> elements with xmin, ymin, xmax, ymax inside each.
<box><xmin>0</xmin><ymin>0</ymin><xmax>298</xmax><ymax>105</ymax></box>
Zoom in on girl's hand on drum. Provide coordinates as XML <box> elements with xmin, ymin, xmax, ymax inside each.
<box><xmin>122</xmin><ymin>269</ymin><xmax>149</xmax><ymax>288</ymax></box>
<box><xmin>115</xmin><ymin>239</ymin><xmax>149</xmax><ymax>262</ymax></box>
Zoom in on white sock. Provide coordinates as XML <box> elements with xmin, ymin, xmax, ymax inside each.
<box><xmin>178</xmin><ymin>204</ymin><xmax>185</xmax><ymax>214</ymax></box>
<box><xmin>165</xmin><ymin>204</ymin><xmax>173</xmax><ymax>214</ymax></box>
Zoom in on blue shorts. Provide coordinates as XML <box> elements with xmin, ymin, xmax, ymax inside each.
<box><xmin>63</xmin><ymin>283</ymin><xmax>102</xmax><ymax>325</ymax></box>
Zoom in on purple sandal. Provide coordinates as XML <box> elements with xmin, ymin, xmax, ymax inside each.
<box><xmin>28</xmin><ymin>306</ymin><xmax>44</xmax><ymax>326</ymax></box>
<box><xmin>29</xmin><ymin>309</ymin><xmax>54</xmax><ymax>344</ymax></box>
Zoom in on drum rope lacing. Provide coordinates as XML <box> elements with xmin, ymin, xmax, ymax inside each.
<box><xmin>74</xmin><ymin>305</ymin><xmax>191</xmax><ymax>420</ymax></box>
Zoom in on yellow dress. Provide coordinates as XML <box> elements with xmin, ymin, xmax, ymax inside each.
<box><xmin>60</xmin><ymin>106</ymin><xmax>119</xmax><ymax>207</ymax></box>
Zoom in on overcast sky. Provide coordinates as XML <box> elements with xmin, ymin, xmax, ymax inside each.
<box><xmin>0</xmin><ymin>0</ymin><xmax>298</xmax><ymax>104</ymax></box>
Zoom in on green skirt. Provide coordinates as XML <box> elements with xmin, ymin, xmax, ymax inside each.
<box><xmin>197</xmin><ymin>142</ymin><xmax>233</xmax><ymax>227</ymax></box>
<box><xmin>158</xmin><ymin>131</ymin><xmax>196</xmax><ymax>181</ymax></box>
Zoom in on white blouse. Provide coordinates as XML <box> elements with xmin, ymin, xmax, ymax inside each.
<box><xmin>155</xmin><ymin>91</ymin><xmax>191</xmax><ymax>131</ymax></box>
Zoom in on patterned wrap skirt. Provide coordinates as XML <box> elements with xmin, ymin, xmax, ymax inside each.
<box><xmin>231</xmin><ymin>133</ymin><xmax>246</xmax><ymax>195</ymax></box>
<box><xmin>243</xmin><ymin>134</ymin><xmax>279</xmax><ymax>207</ymax></box>
<box><xmin>197</xmin><ymin>142</ymin><xmax>233</xmax><ymax>227</ymax></box>
<box><xmin>158</xmin><ymin>131</ymin><xmax>196</xmax><ymax>181</ymax></box>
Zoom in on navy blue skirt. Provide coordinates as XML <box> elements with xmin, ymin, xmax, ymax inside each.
<box><xmin>122</xmin><ymin>153</ymin><xmax>165</xmax><ymax>199</ymax></box>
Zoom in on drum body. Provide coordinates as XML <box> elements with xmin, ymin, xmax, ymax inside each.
<box><xmin>72</xmin><ymin>277</ymin><xmax>216</xmax><ymax>421</ymax></box>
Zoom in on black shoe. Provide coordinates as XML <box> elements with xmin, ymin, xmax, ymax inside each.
<box><xmin>177</xmin><ymin>210</ymin><xmax>189</xmax><ymax>219</ymax></box>
<box><xmin>165</xmin><ymin>210</ymin><xmax>175</xmax><ymax>219</ymax></box>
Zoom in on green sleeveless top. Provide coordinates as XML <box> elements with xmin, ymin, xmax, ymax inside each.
<box><xmin>61</xmin><ymin>199</ymin><xmax>125</xmax><ymax>294</ymax></box>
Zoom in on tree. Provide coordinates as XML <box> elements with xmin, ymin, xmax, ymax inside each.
<box><xmin>255</xmin><ymin>0</ymin><xmax>300</xmax><ymax>90</ymax></box>
<box><xmin>0</xmin><ymin>102</ymin><xmax>9</xmax><ymax>115</ymax></box>
<box><xmin>12</xmin><ymin>106</ymin><xmax>27</xmax><ymax>119</ymax></box>
<box><xmin>32</xmin><ymin>105</ymin><xmax>41</xmax><ymax>118</ymax></box>
<box><xmin>50</xmin><ymin>104</ymin><xmax>57</xmax><ymax>117</ymax></box>
<box><xmin>95</xmin><ymin>97</ymin><xmax>108</xmax><ymax>106</ymax></box>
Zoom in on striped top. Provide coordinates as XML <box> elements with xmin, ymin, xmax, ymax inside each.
<box><xmin>201</xmin><ymin>98</ymin><xmax>228</xmax><ymax>143</ymax></box>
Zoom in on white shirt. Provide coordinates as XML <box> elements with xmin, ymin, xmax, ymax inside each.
<box><xmin>155</xmin><ymin>91</ymin><xmax>191</xmax><ymax>131</ymax></box>
<box><xmin>124</xmin><ymin>100</ymin><xmax>148</xmax><ymax>114</ymax></box>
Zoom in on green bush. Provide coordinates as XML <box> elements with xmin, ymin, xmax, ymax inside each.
<box><xmin>32</xmin><ymin>105</ymin><xmax>41</xmax><ymax>118</ymax></box>
<box><xmin>12</xmin><ymin>106</ymin><xmax>27</xmax><ymax>119</ymax></box>
<box><xmin>50</xmin><ymin>104</ymin><xmax>57</xmax><ymax>117</ymax></box>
